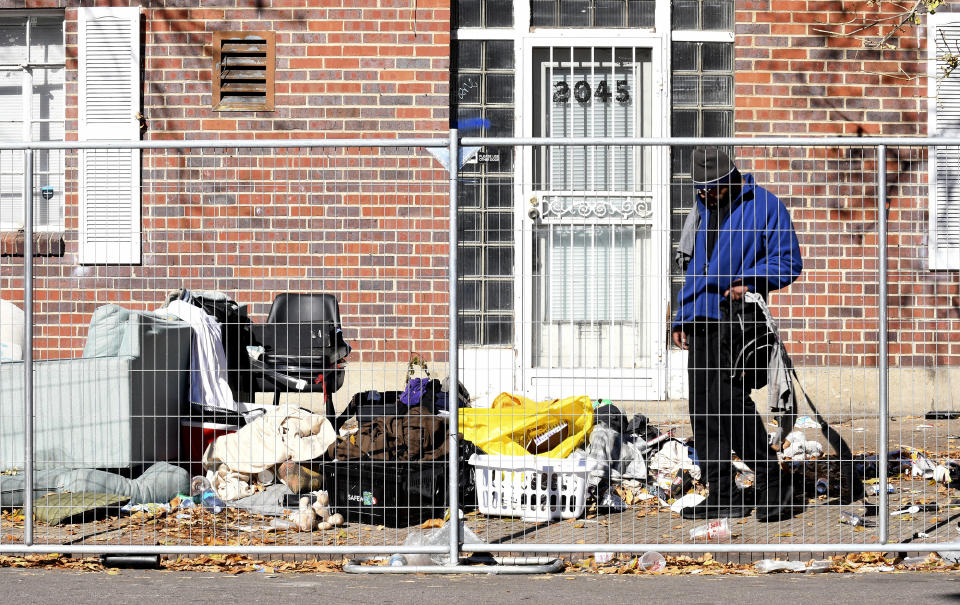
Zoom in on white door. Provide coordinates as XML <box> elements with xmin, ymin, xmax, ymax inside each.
<box><xmin>516</xmin><ymin>39</ymin><xmax>668</xmax><ymax>400</ymax></box>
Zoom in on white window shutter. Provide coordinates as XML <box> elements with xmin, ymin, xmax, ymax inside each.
<box><xmin>78</xmin><ymin>7</ymin><xmax>140</xmax><ymax>264</ymax></box>
<box><xmin>929</xmin><ymin>13</ymin><xmax>960</xmax><ymax>270</ymax></box>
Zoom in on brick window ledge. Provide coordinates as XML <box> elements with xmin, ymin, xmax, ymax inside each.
<box><xmin>0</xmin><ymin>231</ymin><xmax>65</xmax><ymax>257</ymax></box>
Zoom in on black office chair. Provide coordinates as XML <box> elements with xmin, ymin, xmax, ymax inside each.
<box><xmin>248</xmin><ymin>293</ymin><xmax>351</xmax><ymax>419</ymax></box>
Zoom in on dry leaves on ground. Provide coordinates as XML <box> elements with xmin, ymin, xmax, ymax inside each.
<box><xmin>0</xmin><ymin>553</ymin><xmax>343</xmax><ymax>574</ymax></box>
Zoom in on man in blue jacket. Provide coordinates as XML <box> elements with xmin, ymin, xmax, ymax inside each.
<box><xmin>672</xmin><ymin>148</ymin><xmax>803</xmax><ymax>522</ymax></box>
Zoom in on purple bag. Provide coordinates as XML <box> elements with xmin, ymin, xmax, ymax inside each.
<box><xmin>399</xmin><ymin>377</ymin><xmax>429</xmax><ymax>406</ymax></box>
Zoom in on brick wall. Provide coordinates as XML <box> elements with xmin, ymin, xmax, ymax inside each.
<box><xmin>735</xmin><ymin>0</ymin><xmax>960</xmax><ymax>368</ymax></box>
<box><xmin>4</xmin><ymin>0</ymin><xmax>453</xmax><ymax>363</ymax></box>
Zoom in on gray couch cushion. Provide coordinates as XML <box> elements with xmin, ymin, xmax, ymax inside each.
<box><xmin>82</xmin><ymin>304</ymin><xmax>134</xmax><ymax>358</ymax></box>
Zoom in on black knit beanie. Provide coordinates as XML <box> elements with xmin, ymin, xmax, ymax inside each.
<box><xmin>691</xmin><ymin>148</ymin><xmax>737</xmax><ymax>188</ymax></box>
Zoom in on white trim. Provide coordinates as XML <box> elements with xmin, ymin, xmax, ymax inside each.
<box><xmin>671</xmin><ymin>30</ymin><xmax>735</xmax><ymax>42</ymax></box>
<box><xmin>519</xmin><ymin>28</ymin><xmax>662</xmax><ymax>42</ymax></box>
<box><xmin>453</xmin><ymin>29</ymin><xmax>515</xmax><ymax>40</ymax></box>
<box><xmin>928</xmin><ymin>12</ymin><xmax>960</xmax><ymax>270</ymax></box>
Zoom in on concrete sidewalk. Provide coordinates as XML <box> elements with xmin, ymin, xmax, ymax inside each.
<box><xmin>1</xmin><ymin>567</ymin><xmax>960</xmax><ymax>605</ymax></box>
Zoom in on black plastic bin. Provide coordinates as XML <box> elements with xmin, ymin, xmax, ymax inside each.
<box><xmin>323</xmin><ymin>460</ymin><xmax>449</xmax><ymax>528</ymax></box>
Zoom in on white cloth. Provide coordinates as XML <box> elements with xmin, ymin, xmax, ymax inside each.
<box><xmin>159</xmin><ymin>300</ymin><xmax>236</xmax><ymax>412</ymax></box>
<box><xmin>201</xmin><ymin>404</ymin><xmax>336</xmax><ymax>501</ymax></box>
<box><xmin>648</xmin><ymin>439</ymin><xmax>701</xmax><ymax>481</ymax></box>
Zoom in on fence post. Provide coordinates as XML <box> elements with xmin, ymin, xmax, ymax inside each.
<box><xmin>447</xmin><ymin>129</ymin><xmax>461</xmax><ymax>565</ymax></box>
<box><xmin>877</xmin><ymin>144</ymin><xmax>889</xmax><ymax>544</ymax></box>
<box><xmin>22</xmin><ymin>148</ymin><xmax>34</xmax><ymax>546</ymax></box>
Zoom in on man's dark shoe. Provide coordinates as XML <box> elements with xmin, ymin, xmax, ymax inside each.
<box><xmin>754</xmin><ymin>483</ymin><xmax>800</xmax><ymax>522</ymax></box>
<box><xmin>681</xmin><ymin>492</ymin><xmax>752</xmax><ymax>519</ymax></box>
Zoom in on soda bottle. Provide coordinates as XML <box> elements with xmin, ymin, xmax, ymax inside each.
<box><xmin>689</xmin><ymin>518</ymin><xmax>731</xmax><ymax>540</ymax></box>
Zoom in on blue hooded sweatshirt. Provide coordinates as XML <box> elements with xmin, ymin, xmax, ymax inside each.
<box><xmin>672</xmin><ymin>173</ymin><xmax>802</xmax><ymax>329</ymax></box>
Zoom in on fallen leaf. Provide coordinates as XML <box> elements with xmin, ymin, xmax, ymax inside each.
<box><xmin>420</xmin><ymin>518</ymin><xmax>444</xmax><ymax>529</ymax></box>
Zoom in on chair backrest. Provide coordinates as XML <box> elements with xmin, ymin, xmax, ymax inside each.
<box><xmin>266</xmin><ymin>293</ymin><xmax>341</xmax><ymax>327</ymax></box>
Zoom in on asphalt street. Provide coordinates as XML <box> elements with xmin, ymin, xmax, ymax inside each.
<box><xmin>2</xmin><ymin>568</ymin><xmax>960</xmax><ymax>604</ymax></box>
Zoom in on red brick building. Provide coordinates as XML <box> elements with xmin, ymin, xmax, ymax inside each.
<box><xmin>0</xmin><ymin>1</ymin><xmax>957</xmax><ymax>410</ymax></box>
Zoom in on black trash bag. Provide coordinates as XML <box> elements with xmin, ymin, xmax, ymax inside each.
<box><xmin>594</xmin><ymin>401</ymin><xmax>628</xmax><ymax>435</ymax></box>
<box><xmin>624</xmin><ymin>413</ymin><xmax>662</xmax><ymax>443</ymax></box>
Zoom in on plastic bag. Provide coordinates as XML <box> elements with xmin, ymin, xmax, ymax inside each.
<box><xmin>397</xmin><ymin>522</ymin><xmax>484</xmax><ymax>566</ymax></box>
<box><xmin>458</xmin><ymin>393</ymin><xmax>594</xmax><ymax>459</ymax></box>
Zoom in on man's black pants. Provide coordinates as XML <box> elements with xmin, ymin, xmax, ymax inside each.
<box><xmin>687</xmin><ymin>322</ymin><xmax>781</xmax><ymax>503</ymax></box>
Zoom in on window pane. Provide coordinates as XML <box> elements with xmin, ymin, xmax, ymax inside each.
<box><xmin>671</xmin><ymin>109</ymin><xmax>698</xmax><ymax>137</ymax></box>
<box><xmin>458</xmin><ymin>280</ymin><xmax>481</xmax><ymax>311</ymax></box>
<box><xmin>458</xmin><ymin>315</ymin><xmax>481</xmax><ymax>345</ymax></box>
<box><xmin>594</xmin><ymin>1</ymin><xmax>626</xmax><ymax>27</ymax></box>
<box><xmin>30</xmin><ymin>19</ymin><xmax>63</xmax><ymax>63</ymax></box>
<box><xmin>486</xmin><ymin>107</ymin><xmax>514</xmax><ymax>137</ymax></box>
<box><xmin>672</xmin><ymin>145</ymin><xmax>695</xmax><ymax>175</ymax></box>
<box><xmin>456</xmin><ymin>40</ymin><xmax>482</xmax><ymax>70</ymax></box>
<box><xmin>0</xmin><ymin>70</ymin><xmax>22</xmax><ymax>138</ymax></box>
<box><xmin>486</xmin><ymin>178</ymin><xmax>513</xmax><ymax>206</ymax></box>
<box><xmin>559</xmin><ymin>0</ymin><xmax>591</xmax><ymax>26</ymax></box>
<box><xmin>459</xmin><ymin>246</ymin><xmax>482</xmax><ymax>276</ymax></box>
<box><xmin>456</xmin><ymin>107</ymin><xmax>484</xmax><ymax>133</ymax></box>
<box><xmin>702</xmin><ymin>109</ymin><xmax>732</xmax><ymax>137</ymax></box>
<box><xmin>457</xmin><ymin>0</ymin><xmax>481</xmax><ymax>27</ymax></box>
<box><xmin>485</xmin><ymin>247</ymin><xmax>513</xmax><ymax>276</ymax></box>
<box><xmin>487</xmin><ymin>211</ymin><xmax>513</xmax><ymax>242</ymax></box>
<box><xmin>672</xmin><ymin>42</ymin><xmax>697</xmax><ymax>71</ymax></box>
<box><xmin>672</xmin><ymin>74</ymin><xmax>699</xmax><ymax>106</ymax></box>
<box><xmin>0</xmin><ymin>22</ymin><xmax>27</xmax><ymax>64</ymax></box>
<box><xmin>627</xmin><ymin>0</ymin><xmax>656</xmax><ymax>27</ymax></box>
<box><xmin>459</xmin><ymin>179</ymin><xmax>481</xmax><ymax>207</ymax></box>
<box><xmin>485</xmin><ymin>40</ymin><xmax>514</xmax><ymax>69</ymax></box>
<box><xmin>531</xmin><ymin>0</ymin><xmax>558</xmax><ymax>26</ymax></box>
<box><xmin>483</xmin><ymin>315</ymin><xmax>513</xmax><ymax>345</ymax></box>
<box><xmin>701</xmin><ymin>42</ymin><xmax>733</xmax><ymax>71</ymax></box>
<box><xmin>459</xmin><ymin>211</ymin><xmax>482</xmax><ymax>242</ymax></box>
<box><xmin>702</xmin><ymin>0</ymin><xmax>734</xmax><ymax>29</ymax></box>
<box><xmin>485</xmin><ymin>281</ymin><xmax>513</xmax><ymax>311</ymax></box>
<box><xmin>488</xmin><ymin>146</ymin><xmax>515</xmax><ymax>173</ymax></box>
<box><xmin>485</xmin><ymin>73</ymin><xmax>514</xmax><ymax>104</ymax></box>
<box><xmin>672</xmin><ymin>0</ymin><xmax>699</xmax><ymax>29</ymax></box>
<box><xmin>456</xmin><ymin>73</ymin><xmax>481</xmax><ymax>104</ymax></box>
<box><xmin>701</xmin><ymin>75</ymin><xmax>732</xmax><ymax>105</ymax></box>
<box><xmin>486</xmin><ymin>0</ymin><xmax>514</xmax><ymax>27</ymax></box>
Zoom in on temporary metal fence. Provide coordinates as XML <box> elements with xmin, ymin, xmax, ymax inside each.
<box><xmin>0</xmin><ymin>135</ymin><xmax>959</xmax><ymax>572</ymax></box>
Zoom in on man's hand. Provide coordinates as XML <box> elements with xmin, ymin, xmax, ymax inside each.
<box><xmin>672</xmin><ymin>326</ymin><xmax>688</xmax><ymax>350</ymax></box>
<box><xmin>724</xmin><ymin>281</ymin><xmax>749</xmax><ymax>301</ymax></box>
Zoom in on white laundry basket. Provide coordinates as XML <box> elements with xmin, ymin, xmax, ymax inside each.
<box><xmin>468</xmin><ymin>453</ymin><xmax>597</xmax><ymax>522</ymax></box>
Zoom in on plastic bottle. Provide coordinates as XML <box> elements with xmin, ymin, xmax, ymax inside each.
<box><xmin>190</xmin><ymin>475</ymin><xmax>225</xmax><ymax>513</ymax></box>
<box><xmin>190</xmin><ymin>475</ymin><xmax>212</xmax><ymax>498</ymax></box>
<box><xmin>868</xmin><ymin>482</ymin><xmax>895</xmax><ymax>496</ymax></box>
<box><xmin>388</xmin><ymin>554</ymin><xmax>408</xmax><ymax>566</ymax></box>
<box><xmin>201</xmin><ymin>489</ymin><xmax>226</xmax><ymax>514</ymax></box>
<box><xmin>689</xmin><ymin>518</ymin><xmax>731</xmax><ymax>540</ymax></box>
<box><xmin>814</xmin><ymin>476</ymin><xmax>829</xmax><ymax>496</ymax></box>
<box><xmin>839</xmin><ymin>511</ymin><xmax>864</xmax><ymax>527</ymax></box>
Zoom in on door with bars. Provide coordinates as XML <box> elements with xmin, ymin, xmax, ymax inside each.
<box><xmin>520</xmin><ymin>43</ymin><xmax>667</xmax><ymax>400</ymax></box>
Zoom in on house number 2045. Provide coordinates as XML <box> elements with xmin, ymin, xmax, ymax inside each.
<box><xmin>553</xmin><ymin>80</ymin><xmax>630</xmax><ymax>104</ymax></box>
